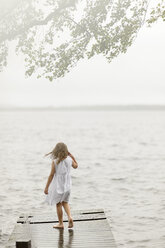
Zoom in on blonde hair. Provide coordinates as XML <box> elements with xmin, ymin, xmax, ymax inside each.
<box><xmin>45</xmin><ymin>142</ymin><xmax>68</xmax><ymax>164</ymax></box>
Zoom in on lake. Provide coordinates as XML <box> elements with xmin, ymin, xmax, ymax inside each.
<box><xmin>0</xmin><ymin>109</ymin><xmax>165</xmax><ymax>248</ymax></box>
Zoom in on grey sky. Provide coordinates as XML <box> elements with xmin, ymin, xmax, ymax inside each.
<box><xmin>0</xmin><ymin>21</ymin><xmax>165</xmax><ymax>107</ymax></box>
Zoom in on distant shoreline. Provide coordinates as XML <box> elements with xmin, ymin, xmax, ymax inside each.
<box><xmin>0</xmin><ymin>105</ymin><xmax>165</xmax><ymax>111</ymax></box>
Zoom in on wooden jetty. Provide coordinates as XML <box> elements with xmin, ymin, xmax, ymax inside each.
<box><xmin>6</xmin><ymin>208</ymin><xmax>117</xmax><ymax>248</ymax></box>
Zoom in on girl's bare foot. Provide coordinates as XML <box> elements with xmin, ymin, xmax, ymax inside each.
<box><xmin>68</xmin><ymin>217</ymin><xmax>73</xmax><ymax>228</ymax></box>
<box><xmin>53</xmin><ymin>223</ymin><xmax>64</xmax><ymax>229</ymax></box>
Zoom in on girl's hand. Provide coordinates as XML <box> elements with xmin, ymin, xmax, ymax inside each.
<box><xmin>68</xmin><ymin>152</ymin><xmax>73</xmax><ymax>157</ymax></box>
<box><xmin>44</xmin><ymin>187</ymin><xmax>48</xmax><ymax>194</ymax></box>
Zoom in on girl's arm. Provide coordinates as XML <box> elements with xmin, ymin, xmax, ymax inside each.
<box><xmin>68</xmin><ymin>152</ymin><xmax>78</xmax><ymax>169</ymax></box>
<box><xmin>44</xmin><ymin>161</ymin><xmax>55</xmax><ymax>194</ymax></box>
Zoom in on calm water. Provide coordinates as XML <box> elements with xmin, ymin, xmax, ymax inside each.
<box><xmin>0</xmin><ymin>110</ymin><xmax>165</xmax><ymax>248</ymax></box>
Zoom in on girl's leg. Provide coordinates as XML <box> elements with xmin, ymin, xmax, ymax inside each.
<box><xmin>53</xmin><ymin>202</ymin><xmax>64</xmax><ymax>228</ymax></box>
<box><xmin>62</xmin><ymin>201</ymin><xmax>73</xmax><ymax>228</ymax></box>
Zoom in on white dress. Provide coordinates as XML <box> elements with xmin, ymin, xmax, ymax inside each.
<box><xmin>45</xmin><ymin>156</ymin><xmax>72</xmax><ymax>205</ymax></box>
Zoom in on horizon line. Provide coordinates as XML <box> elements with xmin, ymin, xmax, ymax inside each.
<box><xmin>1</xmin><ymin>104</ymin><xmax>165</xmax><ymax>111</ymax></box>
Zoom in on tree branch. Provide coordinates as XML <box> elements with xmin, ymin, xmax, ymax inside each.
<box><xmin>63</xmin><ymin>15</ymin><xmax>92</xmax><ymax>38</ymax></box>
<box><xmin>0</xmin><ymin>1</ymin><xmax>77</xmax><ymax>43</ymax></box>
<box><xmin>0</xmin><ymin>11</ymin><xmax>58</xmax><ymax>43</ymax></box>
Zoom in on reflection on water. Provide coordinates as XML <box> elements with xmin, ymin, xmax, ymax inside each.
<box><xmin>68</xmin><ymin>229</ymin><xmax>74</xmax><ymax>247</ymax></box>
<box><xmin>57</xmin><ymin>229</ymin><xmax>74</xmax><ymax>248</ymax></box>
<box><xmin>58</xmin><ymin>229</ymin><xmax>64</xmax><ymax>248</ymax></box>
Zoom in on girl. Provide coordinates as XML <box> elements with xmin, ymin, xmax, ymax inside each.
<box><xmin>44</xmin><ymin>142</ymin><xmax>78</xmax><ymax>229</ymax></box>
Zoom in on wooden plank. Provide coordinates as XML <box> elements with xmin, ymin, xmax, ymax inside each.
<box><xmin>7</xmin><ymin>209</ymin><xmax>116</xmax><ymax>248</ymax></box>
<box><xmin>5</xmin><ymin>224</ymin><xmax>31</xmax><ymax>248</ymax></box>
<box><xmin>17</xmin><ymin>209</ymin><xmax>104</xmax><ymax>224</ymax></box>
<box><xmin>30</xmin><ymin>213</ymin><xmax>106</xmax><ymax>224</ymax></box>
<box><xmin>29</xmin><ymin>219</ymin><xmax>116</xmax><ymax>248</ymax></box>
<box><xmin>16</xmin><ymin>240</ymin><xmax>31</xmax><ymax>248</ymax></box>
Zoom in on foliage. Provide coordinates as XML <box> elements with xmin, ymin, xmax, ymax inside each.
<box><xmin>147</xmin><ymin>0</ymin><xmax>165</xmax><ymax>25</ymax></box>
<box><xmin>0</xmin><ymin>0</ymin><xmax>163</xmax><ymax>81</ymax></box>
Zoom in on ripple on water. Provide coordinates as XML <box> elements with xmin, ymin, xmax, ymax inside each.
<box><xmin>1</xmin><ymin>110</ymin><xmax>165</xmax><ymax>248</ymax></box>
<box><xmin>111</xmin><ymin>177</ymin><xmax>127</xmax><ymax>181</ymax></box>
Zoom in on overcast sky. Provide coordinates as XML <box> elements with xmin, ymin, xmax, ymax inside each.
<box><xmin>0</xmin><ymin>20</ymin><xmax>165</xmax><ymax>108</ymax></box>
